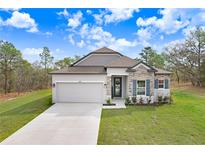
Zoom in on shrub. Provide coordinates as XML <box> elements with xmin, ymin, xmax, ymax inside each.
<box><xmin>132</xmin><ymin>97</ymin><xmax>137</xmax><ymax>104</ymax></box>
<box><xmin>147</xmin><ymin>96</ymin><xmax>152</xmax><ymax>104</ymax></box>
<box><xmin>163</xmin><ymin>96</ymin><xmax>169</xmax><ymax>103</ymax></box>
<box><xmin>125</xmin><ymin>97</ymin><xmax>131</xmax><ymax>104</ymax></box>
<box><xmin>139</xmin><ymin>97</ymin><xmax>144</xmax><ymax>104</ymax></box>
<box><xmin>170</xmin><ymin>94</ymin><xmax>174</xmax><ymax>104</ymax></box>
<box><xmin>106</xmin><ymin>98</ymin><xmax>112</xmax><ymax>104</ymax></box>
<box><xmin>158</xmin><ymin>96</ymin><xmax>163</xmax><ymax>104</ymax></box>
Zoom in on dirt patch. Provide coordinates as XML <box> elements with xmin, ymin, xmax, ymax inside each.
<box><xmin>172</xmin><ymin>82</ymin><xmax>205</xmax><ymax>97</ymax></box>
<box><xmin>0</xmin><ymin>92</ymin><xmax>30</xmax><ymax>102</ymax></box>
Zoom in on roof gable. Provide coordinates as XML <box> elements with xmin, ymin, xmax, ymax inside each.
<box><xmin>74</xmin><ymin>54</ymin><xmax>121</xmax><ymax>66</ymax></box>
<box><xmin>106</xmin><ymin>56</ymin><xmax>137</xmax><ymax>68</ymax></box>
<box><xmin>72</xmin><ymin>47</ymin><xmax>122</xmax><ymax>66</ymax></box>
<box><xmin>91</xmin><ymin>47</ymin><xmax>123</xmax><ymax>55</ymax></box>
<box><xmin>131</xmin><ymin>61</ymin><xmax>156</xmax><ymax>70</ymax></box>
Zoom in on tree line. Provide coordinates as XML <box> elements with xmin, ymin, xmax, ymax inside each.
<box><xmin>0</xmin><ymin>41</ymin><xmax>80</xmax><ymax>94</ymax></box>
<box><xmin>138</xmin><ymin>27</ymin><xmax>205</xmax><ymax>87</ymax></box>
<box><xmin>0</xmin><ymin>27</ymin><xmax>205</xmax><ymax>94</ymax></box>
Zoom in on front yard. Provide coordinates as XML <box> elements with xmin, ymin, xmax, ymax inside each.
<box><xmin>1</xmin><ymin>86</ymin><xmax>205</xmax><ymax>144</ymax></box>
<box><xmin>98</xmin><ymin>88</ymin><xmax>205</xmax><ymax>144</ymax></box>
<box><xmin>0</xmin><ymin>89</ymin><xmax>52</xmax><ymax>142</ymax></box>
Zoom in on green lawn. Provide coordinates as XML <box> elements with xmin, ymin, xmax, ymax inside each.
<box><xmin>0</xmin><ymin>89</ymin><xmax>52</xmax><ymax>142</ymax></box>
<box><xmin>98</xmin><ymin>89</ymin><xmax>205</xmax><ymax>144</ymax></box>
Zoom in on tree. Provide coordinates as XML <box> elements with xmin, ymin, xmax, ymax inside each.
<box><xmin>139</xmin><ymin>46</ymin><xmax>165</xmax><ymax>68</ymax></box>
<box><xmin>185</xmin><ymin>27</ymin><xmax>205</xmax><ymax>86</ymax></box>
<box><xmin>55</xmin><ymin>56</ymin><xmax>81</xmax><ymax>69</ymax></box>
<box><xmin>0</xmin><ymin>41</ymin><xmax>22</xmax><ymax>94</ymax></box>
<box><xmin>162</xmin><ymin>52</ymin><xmax>182</xmax><ymax>84</ymax></box>
<box><xmin>164</xmin><ymin>27</ymin><xmax>205</xmax><ymax>86</ymax></box>
<box><xmin>15</xmin><ymin>60</ymin><xmax>33</xmax><ymax>93</ymax></box>
<box><xmin>39</xmin><ymin>47</ymin><xmax>54</xmax><ymax>73</ymax></box>
<box><xmin>39</xmin><ymin>47</ymin><xmax>54</xmax><ymax>88</ymax></box>
<box><xmin>201</xmin><ymin>59</ymin><xmax>205</xmax><ymax>85</ymax></box>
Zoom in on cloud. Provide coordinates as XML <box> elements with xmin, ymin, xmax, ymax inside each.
<box><xmin>68</xmin><ymin>34</ymin><xmax>75</xmax><ymax>45</ymax></box>
<box><xmin>136</xmin><ymin>27</ymin><xmax>152</xmax><ymax>46</ymax></box>
<box><xmin>22</xmin><ymin>48</ymin><xmax>42</xmax><ymax>56</ymax></box>
<box><xmin>86</xmin><ymin>10</ymin><xmax>92</xmax><ymax>15</ymax></box>
<box><xmin>136</xmin><ymin>28</ymin><xmax>151</xmax><ymax>41</ymax></box>
<box><xmin>67</xmin><ymin>11</ymin><xmax>83</xmax><ymax>29</ymax></box>
<box><xmin>22</xmin><ymin>48</ymin><xmax>43</xmax><ymax>62</ymax></box>
<box><xmin>0</xmin><ymin>17</ymin><xmax>3</xmax><ymax>26</ymax></box>
<box><xmin>0</xmin><ymin>8</ymin><xmax>20</xmax><ymax>12</ymax></box>
<box><xmin>2</xmin><ymin>11</ymin><xmax>38</xmax><ymax>33</ymax></box>
<box><xmin>93</xmin><ymin>8</ymin><xmax>139</xmax><ymax>25</ymax></box>
<box><xmin>57</xmin><ymin>9</ymin><xmax>69</xmax><ymax>17</ymax></box>
<box><xmin>93</xmin><ymin>13</ymin><xmax>104</xmax><ymax>25</ymax></box>
<box><xmin>21</xmin><ymin>48</ymin><xmax>43</xmax><ymax>62</ymax></box>
<box><xmin>44</xmin><ymin>31</ymin><xmax>53</xmax><ymax>37</ymax></box>
<box><xmin>104</xmin><ymin>8</ymin><xmax>139</xmax><ymax>24</ymax></box>
<box><xmin>160</xmin><ymin>35</ymin><xmax>164</xmax><ymax>40</ymax></box>
<box><xmin>182</xmin><ymin>25</ymin><xmax>205</xmax><ymax>37</ymax></box>
<box><xmin>77</xmin><ymin>40</ymin><xmax>86</xmax><ymax>48</ymax></box>
<box><xmin>71</xmin><ymin>25</ymin><xmax>137</xmax><ymax>51</ymax></box>
<box><xmin>136</xmin><ymin>9</ymin><xmax>190</xmax><ymax>34</ymax></box>
<box><xmin>79</xmin><ymin>23</ymin><xmax>89</xmax><ymax>38</ymax></box>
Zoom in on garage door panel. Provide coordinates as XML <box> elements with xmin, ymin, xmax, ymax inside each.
<box><xmin>56</xmin><ymin>83</ymin><xmax>103</xmax><ymax>103</ymax></box>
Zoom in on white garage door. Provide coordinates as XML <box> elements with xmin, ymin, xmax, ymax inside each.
<box><xmin>56</xmin><ymin>82</ymin><xmax>103</xmax><ymax>103</ymax></box>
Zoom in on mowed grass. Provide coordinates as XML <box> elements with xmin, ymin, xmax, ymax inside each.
<box><xmin>0</xmin><ymin>89</ymin><xmax>52</xmax><ymax>142</ymax></box>
<box><xmin>98</xmin><ymin>89</ymin><xmax>205</xmax><ymax>144</ymax></box>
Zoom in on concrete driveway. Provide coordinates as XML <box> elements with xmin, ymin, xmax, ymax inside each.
<box><xmin>1</xmin><ymin>103</ymin><xmax>102</xmax><ymax>145</ymax></box>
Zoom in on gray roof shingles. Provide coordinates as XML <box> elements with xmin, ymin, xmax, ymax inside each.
<box><xmin>106</xmin><ymin>56</ymin><xmax>138</xmax><ymax>67</ymax></box>
<box><xmin>50</xmin><ymin>47</ymin><xmax>171</xmax><ymax>75</ymax></box>
<box><xmin>50</xmin><ymin>66</ymin><xmax>106</xmax><ymax>74</ymax></box>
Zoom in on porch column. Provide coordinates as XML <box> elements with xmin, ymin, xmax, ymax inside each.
<box><xmin>106</xmin><ymin>76</ymin><xmax>112</xmax><ymax>98</ymax></box>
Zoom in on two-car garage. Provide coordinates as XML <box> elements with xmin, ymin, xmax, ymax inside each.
<box><xmin>55</xmin><ymin>82</ymin><xmax>104</xmax><ymax>103</ymax></box>
<box><xmin>51</xmin><ymin>73</ymin><xmax>106</xmax><ymax>104</ymax></box>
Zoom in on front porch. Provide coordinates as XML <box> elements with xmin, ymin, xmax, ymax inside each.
<box><xmin>110</xmin><ymin>75</ymin><xmax>128</xmax><ymax>99</ymax></box>
<box><xmin>104</xmin><ymin>75</ymin><xmax>127</xmax><ymax>109</ymax></box>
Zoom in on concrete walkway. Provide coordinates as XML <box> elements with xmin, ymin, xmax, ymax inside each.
<box><xmin>103</xmin><ymin>99</ymin><xmax>126</xmax><ymax>109</ymax></box>
<box><xmin>1</xmin><ymin>103</ymin><xmax>102</xmax><ymax>145</ymax></box>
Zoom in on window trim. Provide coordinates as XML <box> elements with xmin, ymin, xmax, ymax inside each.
<box><xmin>136</xmin><ymin>80</ymin><xmax>146</xmax><ymax>96</ymax></box>
<box><xmin>158</xmin><ymin>79</ymin><xmax>165</xmax><ymax>89</ymax></box>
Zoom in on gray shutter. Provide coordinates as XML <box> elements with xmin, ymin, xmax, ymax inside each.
<box><xmin>154</xmin><ymin>79</ymin><xmax>158</xmax><ymax>89</ymax></box>
<box><xmin>132</xmin><ymin>80</ymin><xmax>136</xmax><ymax>96</ymax></box>
<box><xmin>146</xmin><ymin>79</ymin><xmax>150</xmax><ymax>96</ymax></box>
<box><xmin>165</xmin><ymin>79</ymin><xmax>169</xmax><ymax>89</ymax></box>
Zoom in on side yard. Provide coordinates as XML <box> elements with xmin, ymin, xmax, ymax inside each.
<box><xmin>98</xmin><ymin>88</ymin><xmax>205</xmax><ymax>144</ymax></box>
<box><xmin>0</xmin><ymin>89</ymin><xmax>52</xmax><ymax>142</ymax></box>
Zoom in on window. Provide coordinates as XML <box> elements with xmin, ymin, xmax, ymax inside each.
<box><xmin>137</xmin><ymin>80</ymin><xmax>145</xmax><ymax>95</ymax></box>
<box><xmin>158</xmin><ymin>80</ymin><xmax>164</xmax><ymax>88</ymax></box>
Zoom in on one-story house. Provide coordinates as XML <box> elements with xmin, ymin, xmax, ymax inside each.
<box><xmin>50</xmin><ymin>47</ymin><xmax>171</xmax><ymax>104</ymax></box>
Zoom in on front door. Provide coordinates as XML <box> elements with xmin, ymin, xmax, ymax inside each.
<box><xmin>113</xmin><ymin>77</ymin><xmax>122</xmax><ymax>97</ymax></box>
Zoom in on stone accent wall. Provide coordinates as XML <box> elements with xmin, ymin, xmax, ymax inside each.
<box><xmin>106</xmin><ymin>76</ymin><xmax>112</xmax><ymax>98</ymax></box>
<box><xmin>127</xmin><ymin>65</ymin><xmax>155</xmax><ymax>97</ymax></box>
